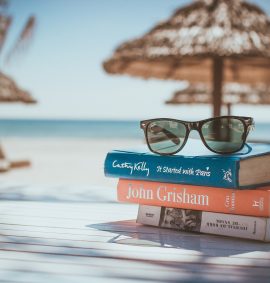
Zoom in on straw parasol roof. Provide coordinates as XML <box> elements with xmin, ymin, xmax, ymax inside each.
<box><xmin>0</xmin><ymin>2</ymin><xmax>36</xmax><ymax>172</ymax></box>
<box><xmin>167</xmin><ymin>83</ymin><xmax>270</xmax><ymax>104</ymax></box>
<box><xmin>0</xmin><ymin>7</ymin><xmax>36</xmax><ymax>104</ymax></box>
<box><xmin>0</xmin><ymin>72</ymin><xmax>36</xmax><ymax>104</ymax></box>
<box><xmin>166</xmin><ymin>83</ymin><xmax>270</xmax><ymax>115</ymax></box>
<box><xmin>103</xmin><ymin>0</ymin><xmax>270</xmax><ymax>116</ymax></box>
<box><xmin>0</xmin><ymin>71</ymin><xmax>36</xmax><ymax>171</ymax></box>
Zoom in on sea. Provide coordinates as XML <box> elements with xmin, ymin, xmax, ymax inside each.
<box><xmin>0</xmin><ymin>119</ymin><xmax>269</xmax><ymax>142</ymax></box>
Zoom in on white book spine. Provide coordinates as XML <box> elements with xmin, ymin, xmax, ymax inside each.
<box><xmin>137</xmin><ymin>205</ymin><xmax>270</xmax><ymax>242</ymax></box>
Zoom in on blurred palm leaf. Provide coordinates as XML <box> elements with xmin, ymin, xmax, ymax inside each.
<box><xmin>0</xmin><ymin>15</ymin><xmax>11</xmax><ymax>52</ymax></box>
<box><xmin>5</xmin><ymin>15</ymin><xmax>36</xmax><ymax>64</ymax></box>
<box><xmin>0</xmin><ymin>0</ymin><xmax>37</xmax><ymax>103</ymax></box>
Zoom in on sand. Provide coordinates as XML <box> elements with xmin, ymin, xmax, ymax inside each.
<box><xmin>0</xmin><ymin>138</ymin><xmax>142</xmax><ymax>188</ymax></box>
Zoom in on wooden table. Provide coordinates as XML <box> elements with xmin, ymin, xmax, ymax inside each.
<box><xmin>0</xmin><ymin>185</ymin><xmax>270</xmax><ymax>282</ymax></box>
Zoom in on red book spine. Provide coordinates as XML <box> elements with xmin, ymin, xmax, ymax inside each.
<box><xmin>117</xmin><ymin>179</ymin><xmax>270</xmax><ymax>217</ymax></box>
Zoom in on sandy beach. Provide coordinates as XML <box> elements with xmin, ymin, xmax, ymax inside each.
<box><xmin>0</xmin><ymin>138</ymin><xmax>141</xmax><ymax>188</ymax></box>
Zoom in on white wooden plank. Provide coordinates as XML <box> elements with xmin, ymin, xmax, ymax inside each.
<box><xmin>0</xmin><ymin>185</ymin><xmax>117</xmax><ymax>203</ymax></box>
<box><xmin>0</xmin><ymin>201</ymin><xmax>136</xmax><ymax>221</ymax></box>
<box><xmin>0</xmin><ymin>222</ymin><xmax>268</xmax><ymax>254</ymax></box>
<box><xmin>0</xmin><ymin>252</ymin><xmax>270</xmax><ymax>282</ymax></box>
<box><xmin>0</xmin><ymin>270</ymin><xmax>147</xmax><ymax>283</ymax></box>
<box><xmin>0</xmin><ymin>228</ymin><xmax>114</xmax><ymax>241</ymax></box>
<box><xmin>0</xmin><ymin>202</ymin><xmax>269</xmax><ymax>262</ymax></box>
<box><xmin>1</xmin><ymin>240</ymin><xmax>270</xmax><ymax>267</ymax></box>
<box><xmin>1</xmin><ymin>187</ymin><xmax>270</xmax><ymax>282</ymax></box>
<box><xmin>1</xmin><ymin>229</ymin><xmax>269</xmax><ymax>266</ymax></box>
<box><xmin>1</xmin><ymin>231</ymin><xmax>270</xmax><ymax>259</ymax></box>
<box><xmin>0</xmin><ymin>222</ymin><xmax>268</xmax><ymax>256</ymax></box>
<box><xmin>0</xmin><ymin>258</ymin><xmax>188</xmax><ymax>281</ymax></box>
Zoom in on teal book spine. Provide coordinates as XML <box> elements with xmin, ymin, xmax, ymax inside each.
<box><xmin>104</xmin><ymin>141</ymin><xmax>270</xmax><ymax>189</ymax></box>
<box><xmin>104</xmin><ymin>151</ymin><xmax>240</xmax><ymax>188</ymax></box>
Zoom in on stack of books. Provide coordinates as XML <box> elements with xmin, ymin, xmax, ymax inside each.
<box><xmin>104</xmin><ymin>139</ymin><xmax>270</xmax><ymax>241</ymax></box>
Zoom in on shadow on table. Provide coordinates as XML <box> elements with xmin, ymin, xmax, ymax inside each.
<box><xmin>1</xmin><ymin>219</ymin><xmax>269</xmax><ymax>283</ymax></box>
<box><xmin>0</xmin><ymin>184</ymin><xmax>116</xmax><ymax>203</ymax></box>
<box><xmin>89</xmin><ymin>219</ymin><xmax>270</xmax><ymax>257</ymax></box>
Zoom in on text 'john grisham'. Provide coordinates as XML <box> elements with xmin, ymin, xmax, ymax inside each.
<box><xmin>125</xmin><ymin>183</ymin><xmax>209</xmax><ymax>206</ymax></box>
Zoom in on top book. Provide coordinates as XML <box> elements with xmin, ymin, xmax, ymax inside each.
<box><xmin>104</xmin><ymin>139</ymin><xmax>270</xmax><ymax>189</ymax></box>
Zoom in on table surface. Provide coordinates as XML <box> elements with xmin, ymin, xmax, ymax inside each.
<box><xmin>0</xmin><ymin>184</ymin><xmax>270</xmax><ymax>283</ymax></box>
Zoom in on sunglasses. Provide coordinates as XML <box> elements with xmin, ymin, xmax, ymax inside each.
<box><xmin>140</xmin><ymin>116</ymin><xmax>254</xmax><ymax>155</ymax></box>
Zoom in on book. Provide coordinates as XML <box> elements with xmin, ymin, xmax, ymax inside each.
<box><xmin>137</xmin><ymin>205</ymin><xmax>270</xmax><ymax>242</ymax></box>
<box><xmin>117</xmin><ymin>179</ymin><xmax>270</xmax><ymax>217</ymax></box>
<box><xmin>104</xmin><ymin>139</ymin><xmax>270</xmax><ymax>189</ymax></box>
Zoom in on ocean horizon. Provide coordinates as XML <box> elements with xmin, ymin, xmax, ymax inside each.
<box><xmin>0</xmin><ymin>118</ymin><xmax>269</xmax><ymax>141</ymax></box>
<box><xmin>0</xmin><ymin>119</ymin><xmax>141</xmax><ymax>139</ymax></box>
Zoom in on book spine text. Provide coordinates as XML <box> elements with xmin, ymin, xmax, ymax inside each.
<box><xmin>117</xmin><ymin>179</ymin><xmax>270</xmax><ymax>217</ymax></box>
<box><xmin>105</xmin><ymin>152</ymin><xmax>239</xmax><ymax>188</ymax></box>
<box><xmin>137</xmin><ymin>205</ymin><xmax>270</xmax><ymax>242</ymax></box>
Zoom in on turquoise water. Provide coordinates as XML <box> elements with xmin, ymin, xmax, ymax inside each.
<box><xmin>0</xmin><ymin>119</ymin><xmax>142</xmax><ymax>139</ymax></box>
<box><xmin>0</xmin><ymin>119</ymin><xmax>269</xmax><ymax>141</ymax></box>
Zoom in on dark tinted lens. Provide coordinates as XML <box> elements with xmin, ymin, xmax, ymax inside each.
<box><xmin>201</xmin><ymin>117</ymin><xmax>245</xmax><ymax>153</ymax></box>
<box><xmin>146</xmin><ymin>120</ymin><xmax>186</xmax><ymax>154</ymax></box>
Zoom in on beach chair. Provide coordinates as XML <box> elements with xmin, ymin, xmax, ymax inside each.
<box><xmin>0</xmin><ymin>145</ymin><xmax>30</xmax><ymax>173</ymax></box>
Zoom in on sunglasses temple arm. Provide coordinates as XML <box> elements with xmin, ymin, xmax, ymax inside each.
<box><xmin>244</xmin><ymin>122</ymin><xmax>255</xmax><ymax>140</ymax></box>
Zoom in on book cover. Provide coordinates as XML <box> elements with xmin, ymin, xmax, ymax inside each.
<box><xmin>104</xmin><ymin>139</ymin><xmax>270</xmax><ymax>188</ymax></box>
<box><xmin>117</xmin><ymin>179</ymin><xmax>270</xmax><ymax>217</ymax></box>
<box><xmin>137</xmin><ymin>205</ymin><xmax>270</xmax><ymax>242</ymax></box>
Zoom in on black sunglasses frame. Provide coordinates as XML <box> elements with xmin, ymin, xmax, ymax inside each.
<box><xmin>140</xmin><ymin>116</ymin><xmax>254</xmax><ymax>155</ymax></box>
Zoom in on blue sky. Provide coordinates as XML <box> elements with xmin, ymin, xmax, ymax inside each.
<box><xmin>1</xmin><ymin>0</ymin><xmax>270</xmax><ymax>121</ymax></box>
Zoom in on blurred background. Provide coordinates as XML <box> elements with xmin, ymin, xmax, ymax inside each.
<box><xmin>0</xmin><ymin>0</ymin><xmax>270</xmax><ymax>188</ymax></box>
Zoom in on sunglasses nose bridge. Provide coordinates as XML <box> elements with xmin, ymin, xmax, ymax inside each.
<box><xmin>188</xmin><ymin>122</ymin><xmax>200</xmax><ymax>131</ymax></box>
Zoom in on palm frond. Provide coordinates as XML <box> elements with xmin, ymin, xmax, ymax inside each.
<box><xmin>0</xmin><ymin>15</ymin><xmax>11</xmax><ymax>53</ymax></box>
<box><xmin>5</xmin><ymin>15</ymin><xmax>36</xmax><ymax>64</ymax></box>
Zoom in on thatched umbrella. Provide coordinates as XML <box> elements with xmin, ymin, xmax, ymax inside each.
<box><xmin>0</xmin><ymin>72</ymin><xmax>36</xmax><ymax>104</ymax></box>
<box><xmin>0</xmin><ymin>8</ymin><xmax>37</xmax><ymax>104</ymax></box>
<box><xmin>0</xmin><ymin>72</ymin><xmax>36</xmax><ymax>171</ymax></box>
<box><xmin>103</xmin><ymin>0</ymin><xmax>270</xmax><ymax>116</ymax></box>
<box><xmin>166</xmin><ymin>83</ymin><xmax>270</xmax><ymax>115</ymax></box>
<box><xmin>0</xmin><ymin>1</ymin><xmax>37</xmax><ymax>172</ymax></box>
